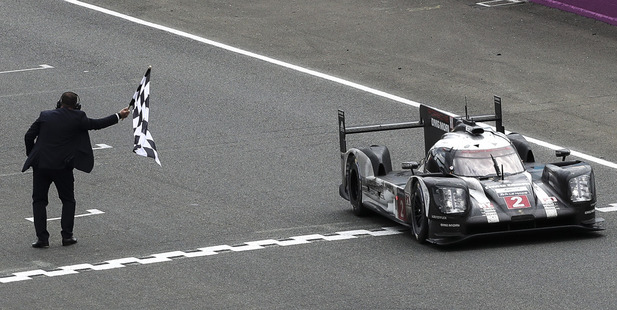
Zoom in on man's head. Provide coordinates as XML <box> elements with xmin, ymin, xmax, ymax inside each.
<box><xmin>58</xmin><ymin>92</ymin><xmax>81</xmax><ymax>110</ymax></box>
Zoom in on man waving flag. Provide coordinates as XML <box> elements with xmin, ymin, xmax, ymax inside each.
<box><xmin>129</xmin><ymin>66</ymin><xmax>161</xmax><ymax>166</ymax></box>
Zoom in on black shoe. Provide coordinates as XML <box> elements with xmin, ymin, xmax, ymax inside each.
<box><xmin>32</xmin><ymin>240</ymin><xmax>49</xmax><ymax>248</ymax></box>
<box><xmin>62</xmin><ymin>237</ymin><xmax>77</xmax><ymax>246</ymax></box>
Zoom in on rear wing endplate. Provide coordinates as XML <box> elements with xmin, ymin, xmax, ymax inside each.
<box><xmin>338</xmin><ymin>95</ymin><xmax>504</xmax><ymax>155</ymax></box>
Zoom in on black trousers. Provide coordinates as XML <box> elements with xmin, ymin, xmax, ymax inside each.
<box><xmin>32</xmin><ymin>167</ymin><xmax>75</xmax><ymax>241</ymax></box>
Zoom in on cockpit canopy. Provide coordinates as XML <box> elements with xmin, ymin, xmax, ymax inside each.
<box><xmin>423</xmin><ymin>127</ymin><xmax>525</xmax><ymax>178</ymax></box>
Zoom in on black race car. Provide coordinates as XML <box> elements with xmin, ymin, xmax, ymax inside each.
<box><xmin>338</xmin><ymin>96</ymin><xmax>604</xmax><ymax>244</ymax></box>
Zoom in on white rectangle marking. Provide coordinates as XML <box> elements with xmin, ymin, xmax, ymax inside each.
<box><xmin>26</xmin><ymin>209</ymin><xmax>104</xmax><ymax>222</ymax></box>
<box><xmin>477</xmin><ymin>0</ymin><xmax>524</xmax><ymax>7</ymax></box>
<box><xmin>92</xmin><ymin>144</ymin><xmax>113</xmax><ymax>150</ymax></box>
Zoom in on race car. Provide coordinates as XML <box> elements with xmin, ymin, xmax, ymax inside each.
<box><xmin>338</xmin><ymin>96</ymin><xmax>604</xmax><ymax>245</ymax></box>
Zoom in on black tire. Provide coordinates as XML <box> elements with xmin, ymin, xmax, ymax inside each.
<box><xmin>348</xmin><ymin>162</ymin><xmax>368</xmax><ymax>216</ymax></box>
<box><xmin>410</xmin><ymin>181</ymin><xmax>428</xmax><ymax>243</ymax></box>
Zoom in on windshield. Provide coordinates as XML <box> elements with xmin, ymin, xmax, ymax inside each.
<box><xmin>452</xmin><ymin>146</ymin><xmax>524</xmax><ymax>177</ymax></box>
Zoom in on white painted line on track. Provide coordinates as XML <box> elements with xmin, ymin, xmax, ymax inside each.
<box><xmin>476</xmin><ymin>0</ymin><xmax>524</xmax><ymax>8</ymax></box>
<box><xmin>0</xmin><ymin>226</ymin><xmax>405</xmax><ymax>284</ymax></box>
<box><xmin>63</xmin><ymin>0</ymin><xmax>421</xmax><ymax>107</ymax></box>
<box><xmin>597</xmin><ymin>205</ymin><xmax>617</xmax><ymax>213</ymax></box>
<box><xmin>25</xmin><ymin>209</ymin><xmax>104</xmax><ymax>222</ymax></box>
<box><xmin>0</xmin><ymin>64</ymin><xmax>53</xmax><ymax>75</ymax></box>
<box><xmin>523</xmin><ymin>136</ymin><xmax>617</xmax><ymax>170</ymax></box>
<box><xmin>92</xmin><ymin>143</ymin><xmax>113</xmax><ymax>150</ymax></box>
<box><xmin>63</xmin><ymin>0</ymin><xmax>617</xmax><ymax>170</ymax></box>
<box><xmin>0</xmin><ymin>171</ymin><xmax>31</xmax><ymax>177</ymax></box>
<box><xmin>1</xmin><ymin>145</ymin><xmax>113</xmax><ymax>178</ymax></box>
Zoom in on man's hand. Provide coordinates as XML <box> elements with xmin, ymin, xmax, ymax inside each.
<box><xmin>118</xmin><ymin>107</ymin><xmax>131</xmax><ymax>120</ymax></box>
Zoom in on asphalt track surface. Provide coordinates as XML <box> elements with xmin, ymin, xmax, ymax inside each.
<box><xmin>1</xmin><ymin>1</ymin><xmax>617</xmax><ymax>309</ymax></box>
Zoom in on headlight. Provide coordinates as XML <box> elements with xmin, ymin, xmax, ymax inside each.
<box><xmin>433</xmin><ymin>187</ymin><xmax>467</xmax><ymax>214</ymax></box>
<box><xmin>569</xmin><ymin>174</ymin><xmax>593</xmax><ymax>202</ymax></box>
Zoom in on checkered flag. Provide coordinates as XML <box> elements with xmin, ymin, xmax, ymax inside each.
<box><xmin>129</xmin><ymin>66</ymin><xmax>161</xmax><ymax>166</ymax></box>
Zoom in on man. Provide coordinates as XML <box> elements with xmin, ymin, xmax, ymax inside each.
<box><xmin>22</xmin><ymin>91</ymin><xmax>130</xmax><ymax>248</ymax></box>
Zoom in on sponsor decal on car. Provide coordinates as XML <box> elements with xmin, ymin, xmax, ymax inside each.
<box><xmin>440</xmin><ymin>223</ymin><xmax>461</xmax><ymax>228</ymax></box>
<box><xmin>479</xmin><ymin>201</ymin><xmax>500</xmax><ymax>223</ymax></box>
<box><xmin>493</xmin><ymin>186</ymin><xmax>530</xmax><ymax>197</ymax></box>
<box><xmin>533</xmin><ymin>183</ymin><xmax>558</xmax><ymax>217</ymax></box>
<box><xmin>431</xmin><ymin>118</ymin><xmax>450</xmax><ymax>132</ymax></box>
<box><xmin>471</xmin><ymin>189</ymin><xmax>500</xmax><ymax>223</ymax></box>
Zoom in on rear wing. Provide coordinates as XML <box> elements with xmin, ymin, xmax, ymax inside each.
<box><xmin>338</xmin><ymin>95</ymin><xmax>504</xmax><ymax>155</ymax></box>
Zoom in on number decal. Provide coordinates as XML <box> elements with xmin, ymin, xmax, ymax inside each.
<box><xmin>396</xmin><ymin>195</ymin><xmax>406</xmax><ymax>220</ymax></box>
<box><xmin>504</xmin><ymin>195</ymin><xmax>531</xmax><ymax>209</ymax></box>
<box><xmin>511</xmin><ymin>196</ymin><xmax>524</xmax><ymax>208</ymax></box>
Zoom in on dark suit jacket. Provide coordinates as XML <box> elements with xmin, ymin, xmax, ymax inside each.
<box><xmin>22</xmin><ymin>108</ymin><xmax>119</xmax><ymax>173</ymax></box>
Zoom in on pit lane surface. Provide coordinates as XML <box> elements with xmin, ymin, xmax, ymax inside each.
<box><xmin>1</xmin><ymin>1</ymin><xmax>616</xmax><ymax>309</ymax></box>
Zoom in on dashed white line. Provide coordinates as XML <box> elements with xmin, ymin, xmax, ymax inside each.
<box><xmin>0</xmin><ymin>227</ymin><xmax>405</xmax><ymax>284</ymax></box>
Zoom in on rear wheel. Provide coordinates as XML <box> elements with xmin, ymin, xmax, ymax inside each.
<box><xmin>410</xmin><ymin>181</ymin><xmax>428</xmax><ymax>243</ymax></box>
<box><xmin>348</xmin><ymin>162</ymin><xmax>368</xmax><ymax>216</ymax></box>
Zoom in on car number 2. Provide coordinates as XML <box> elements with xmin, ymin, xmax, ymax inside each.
<box><xmin>505</xmin><ymin>195</ymin><xmax>531</xmax><ymax>209</ymax></box>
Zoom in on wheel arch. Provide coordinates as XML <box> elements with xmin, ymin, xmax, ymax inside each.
<box><xmin>341</xmin><ymin>148</ymin><xmax>377</xmax><ymax>196</ymax></box>
<box><xmin>405</xmin><ymin>176</ymin><xmax>431</xmax><ymax>220</ymax></box>
<box><xmin>405</xmin><ymin>176</ymin><xmax>432</xmax><ymax>242</ymax></box>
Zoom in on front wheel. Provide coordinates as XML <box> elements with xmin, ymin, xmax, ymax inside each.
<box><xmin>410</xmin><ymin>181</ymin><xmax>428</xmax><ymax>243</ymax></box>
<box><xmin>348</xmin><ymin>162</ymin><xmax>368</xmax><ymax>216</ymax></box>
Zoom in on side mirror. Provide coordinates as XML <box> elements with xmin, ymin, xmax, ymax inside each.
<box><xmin>556</xmin><ymin>149</ymin><xmax>571</xmax><ymax>161</ymax></box>
<box><xmin>402</xmin><ymin>162</ymin><xmax>419</xmax><ymax>175</ymax></box>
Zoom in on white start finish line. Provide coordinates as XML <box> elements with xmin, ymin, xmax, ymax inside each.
<box><xmin>0</xmin><ymin>227</ymin><xmax>406</xmax><ymax>284</ymax></box>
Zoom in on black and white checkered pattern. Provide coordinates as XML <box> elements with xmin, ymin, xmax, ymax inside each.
<box><xmin>130</xmin><ymin>66</ymin><xmax>161</xmax><ymax>166</ymax></box>
<box><xmin>0</xmin><ymin>227</ymin><xmax>404</xmax><ymax>284</ymax></box>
